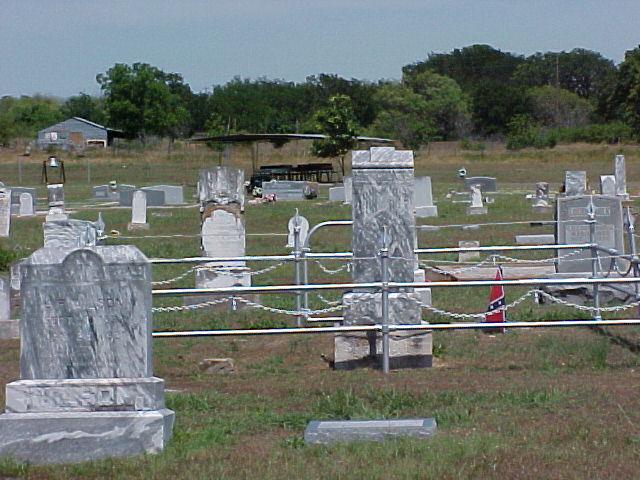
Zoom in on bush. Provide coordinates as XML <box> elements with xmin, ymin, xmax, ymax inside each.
<box><xmin>550</xmin><ymin>122</ymin><xmax>634</xmax><ymax>144</ymax></box>
<box><xmin>506</xmin><ymin>114</ymin><xmax>556</xmax><ymax>150</ymax></box>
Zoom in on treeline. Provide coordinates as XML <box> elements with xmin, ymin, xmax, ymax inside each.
<box><xmin>1</xmin><ymin>44</ymin><xmax>640</xmax><ymax>149</ymax></box>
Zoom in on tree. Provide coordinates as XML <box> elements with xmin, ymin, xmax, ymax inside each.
<box><xmin>527</xmin><ymin>86</ymin><xmax>594</xmax><ymax>128</ymax></box>
<box><xmin>370</xmin><ymin>72</ymin><xmax>470</xmax><ymax>148</ymax></box>
<box><xmin>403</xmin><ymin>45</ymin><xmax>526</xmax><ymax>134</ymax></box>
<box><xmin>612</xmin><ymin>46</ymin><xmax>640</xmax><ymax>134</ymax></box>
<box><xmin>96</xmin><ymin>63</ymin><xmax>191</xmax><ymax>141</ymax></box>
<box><xmin>311</xmin><ymin>94</ymin><xmax>358</xmax><ymax>175</ymax></box>
<box><xmin>0</xmin><ymin>95</ymin><xmax>62</xmax><ymax>144</ymax></box>
<box><xmin>61</xmin><ymin>93</ymin><xmax>106</xmax><ymax>124</ymax></box>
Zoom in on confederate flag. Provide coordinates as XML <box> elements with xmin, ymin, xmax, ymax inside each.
<box><xmin>484</xmin><ymin>266</ymin><xmax>506</xmax><ymax>334</ymax></box>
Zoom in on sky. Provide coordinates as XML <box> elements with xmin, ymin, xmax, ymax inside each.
<box><xmin>1</xmin><ymin>0</ymin><xmax>640</xmax><ymax>98</ymax></box>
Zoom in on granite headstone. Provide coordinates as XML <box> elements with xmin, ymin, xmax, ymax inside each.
<box><xmin>0</xmin><ymin>188</ymin><xmax>11</xmax><ymax>237</ymax></box>
<box><xmin>414</xmin><ymin>176</ymin><xmax>437</xmax><ymax>218</ymax></box>
<box><xmin>614</xmin><ymin>154</ymin><xmax>628</xmax><ymax>199</ymax></box>
<box><xmin>564</xmin><ymin>171</ymin><xmax>587</xmax><ymax>196</ymax></box>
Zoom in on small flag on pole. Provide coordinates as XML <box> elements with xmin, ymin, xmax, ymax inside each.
<box><xmin>484</xmin><ymin>266</ymin><xmax>506</xmax><ymax>334</ymax></box>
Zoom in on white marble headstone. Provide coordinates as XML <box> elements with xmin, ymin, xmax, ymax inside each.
<box><xmin>600</xmin><ymin>175</ymin><xmax>617</xmax><ymax>197</ymax></box>
<box><xmin>614</xmin><ymin>154</ymin><xmax>628</xmax><ymax>199</ymax></box>
<box><xmin>286</xmin><ymin>214</ymin><xmax>310</xmax><ymax>248</ymax></box>
<box><xmin>201</xmin><ymin>210</ymin><xmax>246</xmax><ymax>262</ymax></box>
<box><xmin>0</xmin><ymin>188</ymin><xmax>11</xmax><ymax>237</ymax></box>
<box><xmin>414</xmin><ymin>176</ymin><xmax>437</xmax><ymax>217</ymax></box>
<box><xmin>131</xmin><ymin>190</ymin><xmax>147</xmax><ymax>225</ymax></box>
<box><xmin>343</xmin><ymin>176</ymin><xmax>353</xmax><ymax>205</ymax></box>
<box><xmin>18</xmin><ymin>192</ymin><xmax>34</xmax><ymax>217</ymax></box>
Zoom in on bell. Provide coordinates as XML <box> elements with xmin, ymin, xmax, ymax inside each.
<box><xmin>47</xmin><ymin>156</ymin><xmax>60</xmax><ymax>168</ymax></box>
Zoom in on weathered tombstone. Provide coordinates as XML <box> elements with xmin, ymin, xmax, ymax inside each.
<box><xmin>10</xmin><ymin>187</ymin><xmax>37</xmax><ymax>215</ymax></box>
<box><xmin>336</xmin><ymin>147</ymin><xmax>431</xmax><ymax>370</ymax></box>
<box><xmin>43</xmin><ymin>216</ymin><xmax>104</xmax><ymax>249</ymax></box>
<box><xmin>564</xmin><ymin>171</ymin><xmax>587</xmax><ymax>196</ymax></box>
<box><xmin>0</xmin><ymin>188</ymin><xmax>11</xmax><ymax>237</ymax></box>
<box><xmin>343</xmin><ymin>176</ymin><xmax>353</xmax><ymax>205</ymax></box>
<box><xmin>305</xmin><ymin>418</ymin><xmax>437</xmax><ymax>444</ymax></box>
<box><xmin>556</xmin><ymin>195</ymin><xmax>624</xmax><ymax>273</ymax></box>
<box><xmin>45</xmin><ymin>206</ymin><xmax>68</xmax><ymax>222</ymax></box>
<box><xmin>0</xmin><ymin>276</ymin><xmax>18</xmax><ymax>340</ymax></box>
<box><xmin>198</xmin><ymin>167</ymin><xmax>245</xmax><ymax>214</ymax></box>
<box><xmin>0</xmin><ymin>246</ymin><xmax>174</xmax><ymax>464</ymax></box>
<box><xmin>414</xmin><ymin>176</ymin><xmax>437</xmax><ymax>218</ymax></box>
<box><xmin>600</xmin><ymin>175</ymin><xmax>617</xmax><ymax>196</ymax></box>
<box><xmin>46</xmin><ymin>184</ymin><xmax>64</xmax><ymax>208</ymax></box>
<box><xmin>328</xmin><ymin>185</ymin><xmax>346</xmax><ymax>202</ymax></box>
<box><xmin>128</xmin><ymin>190</ymin><xmax>149</xmax><ymax>230</ymax></box>
<box><xmin>195</xmin><ymin>210</ymin><xmax>250</xmax><ymax>305</ymax></box>
<box><xmin>286</xmin><ymin>214</ymin><xmax>310</xmax><ymax>249</ymax></box>
<box><xmin>466</xmin><ymin>185</ymin><xmax>487</xmax><ymax>215</ymax></box>
<box><xmin>18</xmin><ymin>192</ymin><xmax>34</xmax><ymax>217</ymax></box>
<box><xmin>144</xmin><ymin>185</ymin><xmax>184</xmax><ymax>205</ymax></box>
<box><xmin>464</xmin><ymin>176</ymin><xmax>497</xmax><ymax>192</ymax></box>
<box><xmin>614</xmin><ymin>154</ymin><xmax>629</xmax><ymax>199</ymax></box>
<box><xmin>92</xmin><ymin>185</ymin><xmax>110</xmax><ymax>199</ymax></box>
<box><xmin>532</xmin><ymin>182</ymin><xmax>552</xmax><ymax>213</ymax></box>
<box><xmin>261</xmin><ymin>180</ymin><xmax>319</xmax><ymax>201</ymax></box>
<box><xmin>458</xmin><ymin>240</ymin><xmax>481</xmax><ymax>262</ymax></box>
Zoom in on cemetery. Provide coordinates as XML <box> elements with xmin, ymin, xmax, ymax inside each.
<box><xmin>0</xmin><ymin>143</ymin><xmax>640</xmax><ymax>478</ymax></box>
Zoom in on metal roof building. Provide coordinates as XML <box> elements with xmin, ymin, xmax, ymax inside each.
<box><xmin>36</xmin><ymin>117</ymin><xmax>123</xmax><ymax>150</ymax></box>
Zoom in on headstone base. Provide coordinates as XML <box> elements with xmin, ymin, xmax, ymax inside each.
<box><xmin>333</xmin><ymin>331</ymin><xmax>432</xmax><ymax>370</ymax></box>
<box><xmin>532</xmin><ymin>205</ymin><xmax>553</xmax><ymax>214</ymax></box>
<box><xmin>127</xmin><ymin>222</ymin><xmax>150</xmax><ymax>231</ymax></box>
<box><xmin>466</xmin><ymin>206</ymin><xmax>488</xmax><ymax>215</ymax></box>
<box><xmin>304</xmin><ymin>418</ymin><xmax>437</xmax><ymax>444</ymax></box>
<box><xmin>0</xmin><ymin>320</ymin><xmax>19</xmax><ymax>339</ymax></box>
<box><xmin>415</xmin><ymin>206</ymin><xmax>438</xmax><ymax>218</ymax></box>
<box><xmin>0</xmin><ymin>409</ymin><xmax>174</xmax><ymax>465</ymax></box>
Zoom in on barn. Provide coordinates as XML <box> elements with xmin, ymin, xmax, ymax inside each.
<box><xmin>36</xmin><ymin>117</ymin><xmax>123</xmax><ymax>150</ymax></box>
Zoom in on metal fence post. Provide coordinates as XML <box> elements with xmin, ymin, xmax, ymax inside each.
<box><xmin>380</xmin><ymin>226</ymin><xmax>390</xmax><ymax>374</ymax></box>
<box><xmin>293</xmin><ymin>220</ymin><xmax>303</xmax><ymax>327</ymax></box>
<box><xmin>587</xmin><ymin>201</ymin><xmax>602</xmax><ymax>320</ymax></box>
<box><xmin>625</xmin><ymin>206</ymin><xmax>640</xmax><ymax>311</ymax></box>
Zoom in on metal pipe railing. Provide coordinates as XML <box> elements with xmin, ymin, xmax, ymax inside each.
<box><xmin>415</xmin><ymin>243</ymin><xmax>592</xmax><ymax>255</ymax></box>
<box><xmin>152</xmin><ymin>318</ymin><xmax>640</xmax><ymax>338</ymax></box>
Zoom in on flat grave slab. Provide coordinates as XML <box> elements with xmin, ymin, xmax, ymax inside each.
<box><xmin>304</xmin><ymin>418</ymin><xmax>437</xmax><ymax>444</ymax></box>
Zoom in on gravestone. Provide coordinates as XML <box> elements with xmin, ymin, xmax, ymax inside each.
<box><xmin>600</xmin><ymin>175</ymin><xmax>617</xmax><ymax>196</ymax></box>
<box><xmin>46</xmin><ymin>184</ymin><xmax>64</xmax><ymax>207</ymax></box>
<box><xmin>43</xmin><ymin>215</ymin><xmax>104</xmax><ymax>249</ymax></box>
<box><xmin>414</xmin><ymin>176</ymin><xmax>438</xmax><ymax>218</ymax></box>
<box><xmin>458</xmin><ymin>241</ymin><xmax>481</xmax><ymax>262</ymax></box>
<box><xmin>305</xmin><ymin>418</ymin><xmax>437</xmax><ymax>445</ymax></box>
<box><xmin>18</xmin><ymin>193</ymin><xmax>34</xmax><ymax>217</ymax></box>
<box><xmin>336</xmin><ymin>147</ymin><xmax>431</xmax><ymax>370</ymax></box>
<box><xmin>328</xmin><ymin>185</ymin><xmax>346</xmax><ymax>202</ymax></box>
<box><xmin>464</xmin><ymin>176</ymin><xmax>497</xmax><ymax>192</ymax></box>
<box><xmin>0</xmin><ymin>276</ymin><xmax>18</xmax><ymax>340</ymax></box>
<box><xmin>128</xmin><ymin>190</ymin><xmax>149</xmax><ymax>230</ymax></box>
<box><xmin>614</xmin><ymin>154</ymin><xmax>629</xmax><ymax>199</ymax></box>
<box><xmin>10</xmin><ymin>188</ymin><xmax>37</xmax><ymax>215</ymax></box>
<box><xmin>198</xmin><ymin>167</ymin><xmax>245</xmax><ymax>213</ymax></box>
<box><xmin>466</xmin><ymin>185</ymin><xmax>487</xmax><ymax>215</ymax></box>
<box><xmin>286</xmin><ymin>214</ymin><xmax>310</xmax><ymax>249</ymax></box>
<box><xmin>143</xmin><ymin>185</ymin><xmax>184</xmax><ymax>205</ymax></box>
<box><xmin>532</xmin><ymin>182</ymin><xmax>552</xmax><ymax>213</ymax></box>
<box><xmin>343</xmin><ymin>176</ymin><xmax>353</xmax><ymax>204</ymax></box>
<box><xmin>119</xmin><ymin>189</ymin><xmax>165</xmax><ymax>207</ymax></box>
<box><xmin>0</xmin><ymin>188</ymin><xmax>11</xmax><ymax>237</ymax></box>
<box><xmin>194</xmin><ymin>210</ymin><xmax>250</xmax><ymax>306</ymax></box>
<box><xmin>0</xmin><ymin>246</ymin><xmax>174</xmax><ymax>464</ymax></box>
<box><xmin>261</xmin><ymin>180</ymin><xmax>319</xmax><ymax>201</ymax></box>
<box><xmin>45</xmin><ymin>207</ymin><xmax>68</xmax><ymax>222</ymax></box>
<box><xmin>515</xmin><ymin>234</ymin><xmax>555</xmax><ymax>245</ymax></box>
<box><xmin>556</xmin><ymin>195</ymin><xmax>624</xmax><ymax>273</ymax></box>
<box><xmin>564</xmin><ymin>171</ymin><xmax>587</xmax><ymax>196</ymax></box>
<box><xmin>94</xmin><ymin>184</ymin><xmax>136</xmax><ymax>201</ymax></box>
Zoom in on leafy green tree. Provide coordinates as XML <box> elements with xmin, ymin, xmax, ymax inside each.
<box><xmin>0</xmin><ymin>95</ymin><xmax>62</xmax><ymax>143</ymax></box>
<box><xmin>403</xmin><ymin>45</ymin><xmax>526</xmax><ymax>134</ymax></box>
<box><xmin>311</xmin><ymin>94</ymin><xmax>358</xmax><ymax>175</ymax></box>
<box><xmin>527</xmin><ymin>86</ymin><xmax>594</xmax><ymax>128</ymax></box>
<box><xmin>61</xmin><ymin>93</ymin><xmax>106</xmax><ymax>124</ymax></box>
<box><xmin>370</xmin><ymin>72</ymin><xmax>470</xmax><ymax>148</ymax></box>
<box><xmin>96</xmin><ymin>63</ymin><xmax>191</xmax><ymax>141</ymax></box>
<box><xmin>612</xmin><ymin>46</ymin><xmax>640</xmax><ymax>134</ymax></box>
<box><xmin>370</xmin><ymin>84</ymin><xmax>436</xmax><ymax>149</ymax></box>
<box><xmin>506</xmin><ymin>114</ymin><xmax>556</xmax><ymax>150</ymax></box>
